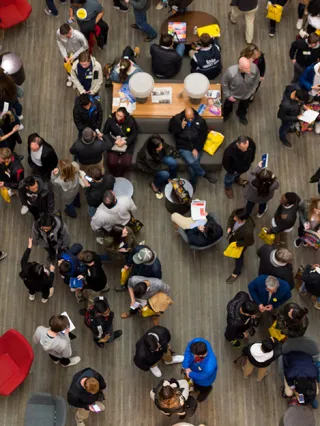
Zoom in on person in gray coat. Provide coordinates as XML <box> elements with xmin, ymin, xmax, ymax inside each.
<box><xmin>243</xmin><ymin>162</ymin><xmax>279</xmax><ymax>218</ymax></box>
<box><xmin>222</xmin><ymin>57</ymin><xmax>260</xmax><ymax>125</ymax></box>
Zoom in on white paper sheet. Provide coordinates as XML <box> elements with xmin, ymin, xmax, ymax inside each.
<box><xmin>299</xmin><ymin>109</ymin><xmax>319</xmax><ymax>123</ymax></box>
<box><xmin>61</xmin><ymin>311</ymin><xmax>75</xmax><ymax>332</ymax></box>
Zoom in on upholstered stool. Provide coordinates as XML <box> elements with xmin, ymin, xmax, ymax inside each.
<box><xmin>129</xmin><ymin>72</ymin><xmax>154</xmax><ymax>104</ymax></box>
<box><xmin>184</xmin><ymin>73</ymin><xmax>209</xmax><ymax>105</ymax></box>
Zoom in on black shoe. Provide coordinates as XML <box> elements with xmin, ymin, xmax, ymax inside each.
<box><xmin>79</xmin><ymin>308</ymin><xmax>87</xmax><ymax>316</ymax></box>
<box><xmin>131</xmin><ymin>24</ymin><xmax>139</xmax><ymax>29</ymax></box>
<box><xmin>113</xmin><ymin>330</ymin><xmax>122</xmax><ymax>340</ymax></box>
<box><xmin>269</xmin><ymin>28</ymin><xmax>276</xmax><ymax>37</ymax></box>
<box><xmin>144</xmin><ymin>35</ymin><xmax>157</xmax><ymax>42</ymax></box>
<box><xmin>226</xmin><ymin>274</ymin><xmax>238</xmax><ymax>284</ymax></box>
<box><xmin>223</xmin><ymin>115</ymin><xmax>230</xmax><ymax>122</ymax></box>
<box><xmin>281</xmin><ymin>139</ymin><xmax>293</xmax><ymax>149</ymax></box>
<box><xmin>64</xmin><ymin>208</ymin><xmax>77</xmax><ymax>218</ymax></box>
<box><xmin>203</xmin><ymin>172</ymin><xmax>217</xmax><ymax>184</ymax></box>
<box><xmin>18</xmin><ymin>155</ymin><xmax>24</xmax><ymax>161</ymax></box>
<box><xmin>114</xmin><ymin>3</ymin><xmax>128</xmax><ymax>11</ymax></box>
<box><xmin>236</xmin><ymin>113</ymin><xmax>248</xmax><ymax>125</ymax></box>
<box><xmin>231</xmin><ymin>339</ymin><xmax>241</xmax><ymax>348</ymax></box>
<box><xmin>94</xmin><ymin>340</ymin><xmax>105</xmax><ymax>348</ymax></box>
<box><xmin>115</xmin><ymin>285</ymin><xmax>127</xmax><ymax>292</ymax></box>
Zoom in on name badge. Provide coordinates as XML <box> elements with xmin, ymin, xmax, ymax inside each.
<box><xmin>302</xmin><ymin>51</ymin><xmax>311</xmax><ymax>55</ymax></box>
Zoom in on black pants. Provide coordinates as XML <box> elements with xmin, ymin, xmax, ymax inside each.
<box><xmin>29</xmin><ymin>289</ymin><xmax>50</xmax><ymax>299</ymax></box>
<box><xmin>28</xmin><ymin>206</ymin><xmax>40</xmax><ymax>221</ymax></box>
<box><xmin>194</xmin><ymin>383</ymin><xmax>212</xmax><ymax>402</ymax></box>
<box><xmin>45</xmin><ymin>246</ymin><xmax>57</xmax><ymax>261</ymax></box>
<box><xmin>49</xmin><ymin>354</ymin><xmax>70</xmax><ymax>366</ymax></box>
<box><xmin>223</xmin><ymin>98</ymin><xmax>250</xmax><ymax>120</ymax></box>
<box><xmin>298</xmin><ymin>220</ymin><xmax>304</xmax><ymax>238</ymax></box>
<box><xmin>122</xmin><ymin>46</ymin><xmax>135</xmax><ymax>62</ymax></box>
<box><xmin>233</xmin><ymin>247</ymin><xmax>247</xmax><ymax>276</ymax></box>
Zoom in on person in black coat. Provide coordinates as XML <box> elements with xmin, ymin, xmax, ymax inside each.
<box><xmin>275</xmin><ymin>302</ymin><xmax>309</xmax><ymax>339</ymax></box>
<box><xmin>134</xmin><ymin>326</ymin><xmax>184</xmax><ymax>377</ymax></box>
<box><xmin>67</xmin><ymin>367</ymin><xmax>107</xmax><ymax>421</ymax></box>
<box><xmin>222</xmin><ymin>135</ymin><xmax>256</xmax><ymax>198</ymax></box>
<box><xmin>78</xmin><ymin>250</ymin><xmax>108</xmax><ymax>305</ymax></box>
<box><xmin>83</xmin><ymin>165</ymin><xmax>115</xmax><ymax>217</ymax></box>
<box><xmin>73</xmin><ymin>94</ymin><xmax>103</xmax><ymax>137</ymax></box>
<box><xmin>185</xmin><ymin>214</ymin><xmax>223</xmax><ymax>247</ymax></box>
<box><xmin>18</xmin><ymin>175</ymin><xmax>55</xmax><ymax>220</ymax></box>
<box><xmin>190</xmin><ymin>33</ymin><xmax>222</xmax><ymax>80</ymax></box>
<box><xmin>0</xmin><ymin>147</ymin><xmax>24</xmax><ymax>192</ymax></box>
<box><xmin>169</xmin><ymin>107</ymin><xmax>216</xmax><ymax>186</ymax></box>
<box><xmin>225</xmin><ymin>291</ymin><xmax>260</xmax><ymax>347</ymax></box>
<box><xmin>103</xmin><ymin>107</ymin><xmax>138</xmax><ymax>177</ymax></box>
<box><xmin>20</xmin><ymin>237</ymin><xmax>55</xmax><ymax>303</ymax></box>
<box><xmin>300</xmin><ymin>264</ymin><xmax>320</xmax><ymax>309</ymax></box>
<box><xmin>277</xmin><ymin>85</ymin><xmax>309</xmax><ymax>149</ymax></box>
<box><xmin>27</xmin><ymin>133</ymin><xmax>58</xmax><ymax>179</ymax></box>
<box><xmin>257</xmin><ymin>245</ymin><xmax>294</xmax><ymax>289</ymax></box>
<box><xmin>150</xmin><ymin>34</ymin><xmax>184</xmax><ymax>79</ymax></box>
<box><xmin>289</xmin><ymin>33</ymin><xmax>320</xmax><ymax>82</ymax></box>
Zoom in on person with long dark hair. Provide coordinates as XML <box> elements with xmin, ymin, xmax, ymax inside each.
<box><xmin>150</xmin><ymin>378</ymin><xmax>191</xmax><ymax>418</ymax></box>
<box><xmin>96</xmin><ymin>224</ymin><xmax>137</xmax><ymax>255</ymax></box>
<box><xmin>110</xmin><ymin>57</ymin><xmax>142</xmax><ymax>83</ymax></box>
<box><xmin>243</xmin><ymin>162</ymin><xmax>279</xmax><ymax>217</ymax></box>
<box><xmin>275</xmin><ymin>302</ymin><xmax>309</xmax><ymax>338</ymax></box>
<box><xmin>295</xmin><ymin>197</ymin><xmax>320</xmax><ymax>248</ymax></box>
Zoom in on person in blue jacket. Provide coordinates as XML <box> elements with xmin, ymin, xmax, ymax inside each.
<box><xmin>248</xmin><ymin>274</ymin><xmax>291</xmax><ymax>314</ymax></box>
<box><xmin>299</xmin><ymin>62</ymin><xmax>320</xmax><ymax>93</ymax></box>
<box><xmin>182</xmin><ymin>338</ymin><xmax>218</xmax><ymax>402</ymax></box>
<box><xmin>58</xmin><ymin>243</ymin><xmax>85</xmax><ymax>285</ymax></box>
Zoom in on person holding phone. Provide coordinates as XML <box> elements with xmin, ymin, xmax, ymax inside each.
<box><xmin>71</xmin><ymin>50</ymin><xmax>103</xmax><ymax>96</ymax></box>
<box><xmin>67</xmin><ymin>367</ymin><xmax>107</xmax><ymax>424</ymax></box>
<box><xmin>83</xmin><ymin>166</ymin><xmax>115</xmax><ymax>217</ymax></box>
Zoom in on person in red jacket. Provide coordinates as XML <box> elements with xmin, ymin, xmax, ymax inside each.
<box><xmin>0</xmin><ymin>147</ymin><xmax>24</xmax><ymax>198</ymax></box>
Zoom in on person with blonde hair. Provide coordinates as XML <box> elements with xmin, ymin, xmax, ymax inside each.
<box><xmin>295</xmin><ymin>197</ymin><xmax>320</xmax><ymax>248</ymax></box>
<box><xmin>51</xmin><ymin>160</ymin><xmax>81</xmax><ymax>218</ymax></box>
<box><xmin>240</xmin><ymin>43</ymin><xmax>265</xmax><ymax>97</ymax></box>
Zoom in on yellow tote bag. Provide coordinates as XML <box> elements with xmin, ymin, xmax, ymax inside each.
<box><xmin>64</xmin><ymin>61</ymin><xmax>73</xmax><ymax>75</ymax></box>
<box><xmin>0</xmin><ymin>187</ymin><xmax>11</xmax><ymax>203</ymax></box>
<box><xmin>197</xmin><ymin>24</ymin><xmax>220</xmax><ymax>38</ymax></box>
<box><xmin>268</xmin><ymin>321</ymin><xmax>287</xmax><ymax>341</ymax></box>
<box><xmin>258</xmin><ymin>227</ymin><xmax>275</xmax><ymax>245</ymax></box>
<box><xmin>223</xmin><ymin>242</ymin><xmax>244</xmax><ymax>259</ymax></box>
<box><xmin>203</xmin><ymin>131</ymin><xmax>224</xmax><ymax>156</ymax></box>
<box><xmin>266</xmin><ymin>4</ymin><xmax>283</xmax><ymax>23</ymax></box>
<box><xmin>120</xmin><ymin>267</ymin><xmax>131</xmax><ymax>286</ymax></box>
<box><xmin>141</xmin><ymin>305</ymin><xmax>157</xmax><ymax>317</ymax></box>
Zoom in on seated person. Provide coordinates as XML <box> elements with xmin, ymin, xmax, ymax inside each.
<box><xmin>73</xmin><ymin>93</ymin><xmax>103</xmax><ymax>137</ymax></box>
<box><xmin>71</xmin><ymin>50</ymin><xmax>103</xmax><ymax>95</ymax></box>
<box><xmin>150</xmin><ymin>34</ymin><xmax>185</xmax><ymax>79</ymax></box>
<box><xmin>248</xmin><ymin>275</ymin><xmax>292</xmax><ymax>313</ymax></box>
<box><xmin>110</xmin><ymin>46</ymin><xmax>142</xmax><ymax>83</ymax></box>
<box><xmin>58</xmin><ymin>243</ymin><xmax>84</xmax><ymax>285</ymax></box>
<box><xmin>103</xmin><ymin>107</ymin><xmax>138</xmax><ymax>177</ymax></box>
<box><xmin>168</xmin><ymin>107</ymin><xmax>216</xmax><ymax>186</ymax></box>
<box><xmin>137</xmin><ymin>134</ymin><xmax>178</xmax><ymax>198</ymax></box>
<box><xmin>190</xmin><ymin>33</ymin><xmax>222</xmax><ymax>80</ymax></box>
<box><xmin>124</xmin><ymin>245</ymin><xmax>162</xmax><ymax>280</ymax></box>
<box><xmin>224</xmin><ymin>291</ymin><xmax>260</xmax><ymax>348</ymax></box>
<box><xmin>275</xmin><ymin>302</ymin><xmax>309</xmax><ymax>339</ymax></box>
<box><xmin>0</xmin><ymin>147</ymin><xmax>24</xmax><ymax>197</ymax></box>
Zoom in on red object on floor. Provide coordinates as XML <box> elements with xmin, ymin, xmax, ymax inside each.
<box><xmin>0</xmin><ymin>0</ymin><xmax>32</xmax><ymax>29</ymax></box>
<box><xmin>0</xmin><ymin>329</ymin><xmax>34</xmax><ymax>396</ymax></box>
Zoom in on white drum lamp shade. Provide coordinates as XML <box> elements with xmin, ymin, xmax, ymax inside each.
<box><xmin>184</xmin><ymin>73</ymin><xmax>210</xmax><ymax>104</ymax></box>
<box><xmin>129</xmin><ymin>72</ymin><xmax>154</xmax><ymax>104</ymax></box>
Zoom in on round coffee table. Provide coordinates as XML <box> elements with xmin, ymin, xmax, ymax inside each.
<box><xmin>161</xmin><ymin>11</ymin><xmax>220</xmax><ymax>45</ymax></box>
<box><xmin>164</xmin><ymin>179</ymin><xmax>193</xmax><ymax>214</ymax></box>
<box><xmin>113</xmin><ymin>177</ymin><xmax>134</xmax><ymax>198</ymax></box>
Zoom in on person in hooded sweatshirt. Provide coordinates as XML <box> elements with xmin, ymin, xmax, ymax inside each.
<box><xmin>20</xmin><ymin>237</ymin><xmax>55</xmax><ymax>303</ymax></box>
<box><xmin>18</xmin><ymin>175</ymin><xmax>55</xmax><ymax>219</ymax></box>
<box><xmin>33</xmin><ymin>314</ymin><xmax>81</xmax><ymax>367</ymax></box>
<box><xmin>241</xmin><ymin>337</ymin><xmax>282</xmax><ymax>381</ymax></box>
<box><xmin>182</xmin><ymin>338</ymin><xmax>218</xmax><ymax>402</ymax></box>
<box><xmin>83</xmin><ymin>165</ymin><xmax>115</xmax><ymax>217</ymax></box>
<box><xmin>257</xmin><ymin>246</ymin><xmax>294</xmax><ymax>289</ymax></box>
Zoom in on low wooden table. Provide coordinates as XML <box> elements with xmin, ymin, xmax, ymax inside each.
<box><xmin>112</xmin><ymin>82</ymin><xmax>222</xmax><ymax>119</ymax></box>
<box><xmin>160</xmin><ymin>11</ymin><xmax>220</xmax><ymax>45</ymax></box>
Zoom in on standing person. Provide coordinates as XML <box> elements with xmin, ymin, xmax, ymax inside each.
<box><xmin>27</xmin><ymin>133</ymin><xmax>58</xmax><ymax>179</ymax></box>
<box><xmin>248</xmin><ymin>275</ymin><xmax>292</xmax><ymax>313</ymax></box>
<box><xmin>297</xmin><ymin>1</ymin><xmax>309</xmax><ymax>30</ymax></box>
<box><xmin>58</xmin><ymin>244</ymin><xmax>84</xmax><ymax>285</ymax></box>
<box><xmin>20</xmin><ymin>237</ymin><xmax>55</xmax><ymax>303</ymax></box>
<box><xmin>67</xmin><ymin>367</ymin><xmax>106</xmax><ymax>424</ymax></box>
<box><xmin>225</xmin><ymin>208</ymin><xmax>255</xmax><ymax>284</ymax></box>
<box><xmin>134</xmin><ymin>326</ymin><xmax>184</xmax><ymax>377</ymax></box>
<box><xmin>222</xmin><ymin>135</ymin><xmax>256</xmax><ymax>199</ymax></box>
<box><xmin>289</xmin><ymin>33</ymin><xmax>320</xmax><ymax>83</ymax></box>
<box><xmin>222</xmin><ymin>57</ymin><xmax>260</xmax><ymax>125</ymax></box>
<box><xmin>240</xmin><ymin>44</ymin><xmax>265</xmax><ymax>97</ymax></box>
<box><xmin>268</xmin><ymin>0</ymin><xmax>288</xmax><ymax>37</ymax></box>
<box><xmin>51</xmin><ymin>160</ymin><xmax>81</xmax><ymax>218</ymax></box>
<box><xmin>225</xmin><ymin>291</ymin><xmax>260</xmax><ymax>348</ymax></box>
<box><xmin>125</xmin><ymin>0</ymin><xmax>158</xmax><ymax>42</ymax></box>
<box><xmin>96</xmin><ymin>224</ymin><xmax>137</xmax><ymax>256</ymax></box>
<box><xmin>189</xmin><ymin>33</ymin><xmax>222</xmax><ymax>80</ymax></box>
<box><xmin>300</xmin><ymin>264</ymin><xmax>320</xmax><ymax>309</ymax></box>
<box><xmin>91</xmin><ymin>190</ymin><xmax>137</xmax><ymax>232</ymax></box>
<box><xmin>229</xmin><ymin>0</ymin><xmax>258</xmax><ymax>44</ymax></box>
<box><xmin>103</xmin><ymin>107</ymin><xmax>138</xmax><ymax>177</ymax></box>
<box><xmin>32</xmin><ymin>214</ymin><xmax>70</xmax><ymax>262</ymax></box>
<box><xmin>56</xmin><ymin>23</ymin><xmax>89</xmax><ymax>87</ymax></box>
<box><xmin>73</xmin><ymin>94</ymin><xmax>103</xmax><ymax>136</ymax></box>
<box><xmin>0</xmin><ymin>112</ymin><xmax>22</xmax><ymax>151</ymax></box>
<box><xmin>241</xmin><ymin>337</ymin><xmax>282</xmax><ymax>381</ymax></box>
<box><xmin>257</xmin><ymin>246</ymin><xmax>294</xmax><ymax>289</ymax></box>
<box><xmin>33</xmin><ymin>314</ymin><xmax>81</xmax><ymax>367</ymax></box>
<box><xmin>295</xmin><ymin>197</ymin><xmax>320</xmax><ymax>248</ymax></box>
<box><xmin>275</xmin><ymin>302</ymin><xmax>309</xmax><ymax>338</ymax></box>
<box><xmin>82</xmin><ymin>296</ymin><xmax>122</xmax><ymax>347</ymax></box>
<box><xmin>277</xmin><ymin>84</ymin><xmax>309</xmax><ymax>149</ymax></box>
<box><xmin>0</xmin><ymin>147</ymin><xmax>24</xmax><ymax>197</ymax></box>
<box><xmin>137</xmin><ymin>134</ymin><xmax>178</xmax><ymax>198</ymax></box>
<box><xmin>45</xmin><ymin>0</ymin><xmax>67</xmax><ymax>16</ymax></box>
<box><xmin>169</xmin><ymin>108</ymin><xmax>216</xmax><ymax>188</ymax></box>
<box><xmin>18</xmin><ymin>175</ymin><xmax>55</xmax><ymax>219</ymax></box>
<box><xmin>243</xmin><ymin>163</ymin><xmax>279</xmax><ymax>217</ymax></box>
<box><xmin>182</xmin><ymin>338</ymin><xmax>218</xmax><ymax>403</ymax></box>
<box><xmin>124</xmin><ymin>245</ymin><xmax>162</xmax><ymax>280</ymax></box>
<box><xmin>150</xmin><ymin>34</ymin><xmax>185</xmax><ymax>79</ymax></box>
<box><xmin>310</xmin><ymin>167</ymin><xmax>320</xmax><ymax>194</ymax></box>
<box><xmin>71</xmin><ymin>51</ymin><xmax>103</xmax><ymax>96</ymax></box>
<box><xmin>84</xmin><ymin>166</ymin><xmax>115</xmax><ymax>217</ymax></box>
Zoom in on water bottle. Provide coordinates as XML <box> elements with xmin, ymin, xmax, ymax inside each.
<box><xmin>193</xmin><ymin>26</ymin><xmax>198</xmax><ymax>35</ymax></box>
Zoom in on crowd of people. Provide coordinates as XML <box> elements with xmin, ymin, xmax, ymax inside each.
<box><xmin>1</xmin><ymin>0</ymin><xmax>320</xmax><ymax>425</ymax></box>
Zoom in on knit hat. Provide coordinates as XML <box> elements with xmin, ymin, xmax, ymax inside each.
<box><xmin>133</xmin><ymin>248</ymin><xmax>153</xmax><ymax>264</ymax></box>
<box><xmin>82</xmin><ymin>127</ymin><xmax>95</xmax><ymax>144</ymax></box>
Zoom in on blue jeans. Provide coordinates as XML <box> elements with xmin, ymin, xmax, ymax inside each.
<box><xmin>298</xmin><ymin>2</ymin><xmax>305</xmax><ymax>19</ymax></box>
<box><xmin>154</xmin><ymin>156</ymin><xmax>177</xmax><ymax>189</ymax></box>
<box><xmin>46</xmin><ymin>0</ymin><xmax>66</xmax><ymax>15</ymax></box>
<box><xmin>88</xmin><ymin>206</ymin><xmax>97</xmax><ymax>218</ymax></box>
<box><xmin>99</xmin><ymin>254</ymin><xmax>111</xmax><ymax>262</ymax></box>
<box><xmin>65</xmin><ymin>192</ymin><xmax>80</xmax><ymax>217</ymax></box>
<box><xmin>224</xmin><ymin>172</ymin><xmax>240</xmax><ymax>189</ymax></box>
<box><xmin>300</xmin><ymin>282</ymin><xmax>320</xmax><ymax>301</ymax></box>
<box><xmin>134</xmin><ymin>9</ymin><xmax>157</xmax><ymax>38</ymax></box>
<box><xmin>178</xmin><ymin>149</ymin><xmax>205</xmax><ymax>184</ymax></box>
<box><xmin>176</xmin><ymin>43</ymin><xmax>185</xmax><ymax>57</ymax></box>
<box><xmin>10</xmin><ymin>99</ymin><xmax>22</xmax><ymax>117</ymax></box>
<box><xmin>279</xmin><ymin>121</ymin><xmax>293</xmax><ymax>142</ymax></box>
<box><xmin>246</xmin><ymin>201</ymin><xmax>267</xmax><ymax>216</ymax></box>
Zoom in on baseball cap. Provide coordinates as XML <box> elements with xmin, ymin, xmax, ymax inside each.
<box><xmin>132</xmin><ymin>248</ymin><xmax>153</xmax><ymax>264</ymax></box>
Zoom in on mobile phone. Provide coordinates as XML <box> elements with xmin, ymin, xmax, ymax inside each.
<box><xmin>261</xmin><ymin>153</ymin><xmax>269</xmax><ymax>169</ymax></box>
<box><xmin>92</xmin><ymin>403</ymin><xmax>102</xmax><ymax>412</ymax></box>
<box><xmin>84</xmin><ymin>175</ymin><xmax>93</xmax><ymax>182</ymax></box>
<box><xmin>298</xmin><ymin>393</ymin><xmax>305</xmax><ymax>404</ymax></box>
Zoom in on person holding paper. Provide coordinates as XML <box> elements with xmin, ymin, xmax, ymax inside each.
<box><xmin>299</xmin><ymin>62</ymin><xmax>320</xmax><ymax>133</ymax></box>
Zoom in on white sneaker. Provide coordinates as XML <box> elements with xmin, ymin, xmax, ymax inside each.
<box><xmin>0</xmin><ymin>252</ymin><xmax>7</xmax><ymax>261</ymax></box>
<box><xmin>41</xmin><ymin>298</ymin><xmax>49</xmax><ymax>303</ymax></box>
<box><xmin>29</xmin><ymin>294</ymin><xmax>35</xmax><ymax>301</ymax></box>
<box><xmin>315</xmin><ymin>122</ymin><xmax>320</xmax><ymax>134</ymax></box>
<box><xmin>150</xmin><ymin>365</ymin><xmax>162</xmax><ymax>377</ymax></box>
<box><xmin>18</xmin><ymin>124</ymin><xmax>24</xmax><ymax>131</ymax></box>
<box><xmin>66</xmin><ymin>80</ymin><xmax>73</xmax><ymax>87</ymax></box>
<box><xmin>61</xmin><ymin>356</ymin><xmax>81</xmax><ymax>367</ymax></box>
<box><xmin>296</xmin><ymin>18</ymin><xmax>303</xmax><ymax>30</ymax></box>
<box><xmin>96</xmin><ymin>237</ymin><xmax>104</xmax><ymax>245</ymax></box>
<box><xmin>18</xmin><ymin>115</ymin><xmax>23</xmax><ymax>120</ymax></box>
<box><xmin>7</xmin><ymin>189</ymin><xmax>13</xmax><ymax>197</ymax></box>
<box><xmin>21</xmin><ymin>205</ymin><xmax>29</xmax><ymax>215</ymax></box>
<box><xmin>156</xmin><ymin>1</ymin><xmax>164</xmax><ymax>9</ymax></box>
<box><xmin>257</xmin><ymin>205</ymin><xmax>268</xmax><ymax>218</ymax></box>
<box><xmin>165</xmin><ymin>354</ymin><xmax>184</xmax><ymax>365</ymax></box>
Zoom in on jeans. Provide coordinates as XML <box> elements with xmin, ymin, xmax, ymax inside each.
<box><xmin>154</xmin><ymin>156</ymin><xmax>177</xmax><ymax>189</ymax></box>
<box><xmin>246</xmin><ymin>201</ymin><xmax>267</xmax><ymax>216</ymax></box>
<box><xmin>178</xmin><ymin>149</ymin><xmax>205</xmax><ymax>184</ymax></box>
<box><xmin>176</xmin><ymin>43</ymin><xmax>186</xmax><ymax>57</ymax></box>
<box><xmin>88</xmin><ymin>206</ymin><xmax>97</xmax><ymax>218</ymax></box>
<box><xmin>300</xmin><ymin>282</ymin><xmax>320</xmax><ymax>301</ymax></box>
<box><xmin>65</xmin><ymin>192</ymin><xmax>80</xmax><ymax>217</ymax></box>
<box><xmin>46</xmin><ymin>0</ymin><xmax>66</xmax><ymax>15</ymax></box>
<box><xmin>10</xmin><ymin>99</ymin><xmax>23</xmax><ymax>117</ymax></box>
<box><xmin>99</xmin><ymin>254</ymin><xmax>111</xmax><ymax>262</ymax></box>
<box><xmin>223</xmin><ymin>98</ymin><xmax>250</xmax><ymax>120</ymax></box>
<box><xmin>279</xmin><ymin>121</ymin><xmax>294</xmax><ymax>142</ymax></box>
<box><xmin>224</xmin><ymin>172</ymin><xmax>240</xmax><ymax>189</ymax></box>
<box><xmin>234</xmin><ymin>247</ymin><xmax>247</xmax><ymax>276</ymax></box>
<box><xmin>292</xmin><ymin>62</ymin><xmax>306</xmax><ymax>83</ymax></box>
<box><xmin>49</xmin><ymin>354</ymin><xmax>70</xmax><ymax>366</ymax></box>
<box><xmin>298</xmin><ymin>2</ymin><xmax>306</xmax><ymax>19</ymax></box>
<box><xmin>134</xmin><ymin>9</ymin><xmax>157</xmax><ymax>38</ymax></box>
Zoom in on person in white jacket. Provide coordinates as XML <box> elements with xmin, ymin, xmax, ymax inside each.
<box><xmin>71</xmin><ymin>51</ymin><xmax>103</xmax><ymax>95</ymax></box>
<box><xmin>91</xmin><ymin>190</ymin><xmax>137</xmax><ymax>233</ymax></box>
<box><xmin>33</xmin><ymin>314</ymin><xmax>81</xmax><ymax>367</ymax></box>
<box><xmin>56</xmin><ymin>23</ymin><xmax>88</xmax><ymax>87</ymax></box>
